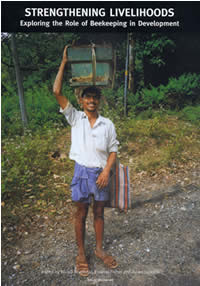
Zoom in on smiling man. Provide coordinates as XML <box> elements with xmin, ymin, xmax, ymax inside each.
<box><xmin>53</xmin><ymin>46</ymin><xmax>119</xmax><ymax>277</ymax></box>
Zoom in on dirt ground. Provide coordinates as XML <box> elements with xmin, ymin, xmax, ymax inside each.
<box><xmin>1</xmin><ymin>162</ymin><xmax>200</xmax><ymax>286</ymax></box>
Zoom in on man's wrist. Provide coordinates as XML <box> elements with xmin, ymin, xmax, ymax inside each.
<box><xmin>103</xmin><ymin>166</ymin><xmax>111</xmax><ymax>174</ymax></box>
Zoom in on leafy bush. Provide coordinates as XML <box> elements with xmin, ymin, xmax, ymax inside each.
<box><xmin>102</xmin><ymin>86</ymin><xmax>124</xmax><ymax>107</ymax></box>
<box><xmin>178</xmin><ymin>105</ymin><xmax>200</xmax><ymax>125</ymax></box>
<box><xmin>164</xmin><ymin>73</ymin><xmax>200</xmax><ymax>109</ymax></box>
<box><xmin>25</xmin><ymin>83</ymin><xmax>79</xmax><ymax>125</ymax></box>
<box><xmin>1</xmin><ymin>83</ymin><xmax>78</xmax><ymax>138</ymax></box>
<box><xmin>1</xmin><ymin>128</ymin><xmax>57</xmax><ymax>199</ymax></box>
<box><xmin>101</xmin><ymin>73</ymin><xmax>200</xmax><ymax>119</ymax></box>
<box><xmin>1</xmin><ymin>94</ymin><xmax>24</xmax><ymax>137</ymax></box>
<box><xmin>130</xmin><ymin>73</ymin><xmax>200</xmax><ymax>112</ymax></box>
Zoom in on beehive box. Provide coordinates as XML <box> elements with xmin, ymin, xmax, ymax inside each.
<box><xmin>67</xmin><ymin>44</ymin><xmax>116</xmax><ymax>88</ymax></box>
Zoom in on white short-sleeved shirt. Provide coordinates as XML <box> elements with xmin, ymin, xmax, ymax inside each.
<box><xmin>60</xmin><ymin>102</ymin><xmax>119</xmax><ymax>168</ymax></box>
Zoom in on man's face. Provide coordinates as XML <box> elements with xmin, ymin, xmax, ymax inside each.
<box><xmin>81</xmin><ymin>92</ymin><xmax>100</xmax><ymax>113</ymax></box>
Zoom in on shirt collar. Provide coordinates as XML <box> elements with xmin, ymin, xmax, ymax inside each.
<box><xmin>81</xmin><ymin>112</ymin><xmax>106</xmax><ymax>125</ymax></box>
<box><xmin>81</xmin><ymin>112</ymin><xmax>87</xmax><ymax>119</ymax></box>
<box><xmin>97</xmin><ymin>115</ymin><xmax>106</xmax><ymax>124</ymax></box>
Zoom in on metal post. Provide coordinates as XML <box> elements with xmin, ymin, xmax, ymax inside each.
<box><xmin>128</xmin><ymin>33</ymin><xmax>134</xmax><ymax>92</ymax></box>
<box><xmin>124</xmin><ymin>33</ymin><xmax>129</xmax><ymax>117</ymax></box>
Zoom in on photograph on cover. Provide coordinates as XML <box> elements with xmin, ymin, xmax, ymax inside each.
<box><xmin>1</xmin><ymin>2</ymin><xmax>200</xmax><ymax>285</ymax></box>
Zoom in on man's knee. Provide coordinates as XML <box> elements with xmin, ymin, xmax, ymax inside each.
<box><xmin>93</xmin><ymin>202</ymin><xmax>104</xmax><ymax>220</ymax></box>
<box><xmin>75</xmin><ymin>202</ymin><xmax>89</xmax><ymax>222</ymax></box>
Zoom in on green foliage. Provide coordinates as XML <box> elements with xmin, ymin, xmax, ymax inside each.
<box><xmin>135</xmin><ymin>84</ymin><xmax>165</xmax><ymax>110</ymax></box>
<box><xmin>1</xmin><ymin>128</ymin><xmax>57</xmax><ymax>199</ymax></box>
<box><xmin>102</xmin><ymin>86</ymin><xmax>124</xmax><ymax>107</ymax></box>
<box><xmin>164</xmin><ymin>73</ymin><xmax>200</xmax><ymax>109</ymax></box>
<box><xmin>1</xmin><ymin>33</ymin><xmax>82</xmax><ymax>137</ymax></box>
<box><xmin>133</xmin><ymin>33</ymin><xmax>176</xmax><ymax>89</ymax></box>
<box><xmin>62</xmin><ymin>85</ymin><xmax>79</xmax><ymax>109</ymax></box>
<box><xmin>130</xmin><ymin>73</ymin><xmax>200</xmax><ymax>112</ymax></box>
<box><xmin>142</xmin><ymin>33</ymin><xmax>176</xmax><ymax>67</ymax></box>
<box><xmin>24</xmin><ymin>83</ymin><xmax>78</xmax><ymax>129</ymax></box>
<box><xmin>1</xmin><ymin>93</ymin><xmax>23</xmax><ymax>137</ymax></box>
<box><xmin>123</xmin><ymin>116</ymin><xmax>174</xmax><ymax>142</ymax></box>
<box><xmin>1</xmin><ymin>33</ymin><xmax>78</xmax><ymax>97</ymax></box>
<box><xmin>178</xmin><ymin>105</ymin><xmax>200</xmax><ymax>125</ymax></box>
<box><xmin>1</xmin><ymin>82</ymin><xmax>78</xmax><ymax>137</ymax></box>
<box><xmin>101</xmin><ymin>73</ymin><xmax>200</xmax><ymax>121</ymax></box>
<box><xmin>2</xmin><ymin>32</ymin><xmax>200</xmax><ymax>138</ymax></box>
<box><xmin>120</xmin><ymin>112</ymin><xmax>200</xmax><ymax>172</ymax></box>
<box><xmin>99</xmin><ymin>96</ymin><xmax>200</xmax><ymax>173</ymax></box>
<box><xmin>14</xmin><ymin>33</ymin><xmax>78</xmax><ymax>83</ymax></box>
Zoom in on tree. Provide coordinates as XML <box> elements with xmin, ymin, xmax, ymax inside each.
<box><xmin>10</xmin><ymin>33</ymin><xmax>28</xmax><ymax>128</ymax></box>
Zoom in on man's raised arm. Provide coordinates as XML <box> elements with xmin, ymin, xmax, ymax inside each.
<box><xmin>53</xmin><ymin>46</ymin><xmax>69</xmax><ymax>110</ymax></box>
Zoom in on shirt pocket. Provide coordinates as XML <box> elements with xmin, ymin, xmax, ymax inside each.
<box><xmin>94</xmin><ymin>129</ymin><xmax>108</xmax><ymax>153</ymax></box>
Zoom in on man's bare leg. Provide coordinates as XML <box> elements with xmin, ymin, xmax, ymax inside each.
<box><xmin>93</xmin><ymin>201</ymin><xmax>105</xmax><ymax>252</ymax></box>
<box><xmin>93</xmin><ymin>200</ymin><xmax>118</xmax><ymax>268</ymax></box>
<box><xmin>75</xmin><ymin>202</ymin><xmax>89</xmax><ymax>259</ymax></box>
<box><xmin>75</xmin><ymin>202</ymin><xmax>89</xmax><ymax>275</ymax></box>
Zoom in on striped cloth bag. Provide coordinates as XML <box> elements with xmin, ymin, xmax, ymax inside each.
<box><xmin>106</xmin><ymin>161</ymin><xmax>131</xmax><ymax>211</ymax></box>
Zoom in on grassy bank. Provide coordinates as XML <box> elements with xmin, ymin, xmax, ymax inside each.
<box><xmin>120</xmin><ymin>114</ymin><xmax>200</xmax><ymax>173</ymax></box>
<box><xmin>2</xmin><ymin>110</ymin><xmax>200</xmax><ymax>211</ymax></box>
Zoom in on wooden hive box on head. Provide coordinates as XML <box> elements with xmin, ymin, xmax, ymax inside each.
<box><xmin>67</xmin><ymin>44</ymin><xmax>116</xmax><ymax>90</ymax></box>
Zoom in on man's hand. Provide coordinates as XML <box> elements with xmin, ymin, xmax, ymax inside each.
<box><xmin>96</xmin><ymin>169</ymin><xmax>110</xmax><ymax>189</ymax></box>
<box><xmin>96</xmin><ymin>152</ymin><xmax>116</xmax><ymax>189</ymax></box>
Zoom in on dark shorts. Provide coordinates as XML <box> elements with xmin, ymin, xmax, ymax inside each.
<box><xmin>70</xmin><ymin>162</ymin><xmax>109</xmax><ymax>204</ymax></box>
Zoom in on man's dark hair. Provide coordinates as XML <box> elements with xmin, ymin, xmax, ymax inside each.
<box><xmin>81</xmin><ymin>86</ymin><xmax>101</xmax><ymax>98</ymax></box>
